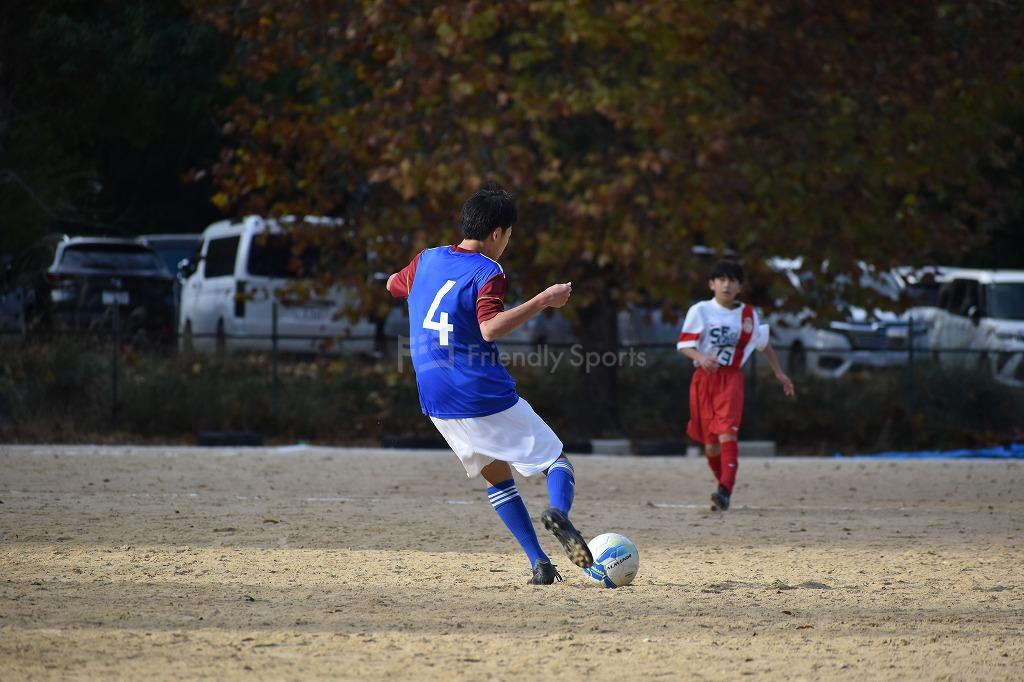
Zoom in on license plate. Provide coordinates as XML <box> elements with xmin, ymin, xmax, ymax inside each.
<box><xmin>293</xmin><ymin>307</ymin><xmax>325</xmax><ymax>320</ymax></box>
<box><xmin>102</xmin><ymin>291</ymin><xmax>130</xmax><ymax>306</ymax></box>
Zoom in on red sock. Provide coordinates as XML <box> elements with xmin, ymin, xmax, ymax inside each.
<box><xmin>705</xmin><ymin>452</ymin><xmax>722</xmax><ymax>481</ymax></box>
<box><xmin>719</xmin><ymin>440</ymin><xmax>739</xmax><ymax>494</ymax></box>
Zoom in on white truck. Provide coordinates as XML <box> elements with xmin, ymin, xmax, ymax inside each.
<box><xmin>178</xmin><ymin>216</ymin><xmax>375</xmax><ymax>354</ymax></box>
<box><xmin>922</xmin><ymin>268</ymin><xmax>1024</xmax><ymax>386</ymax></box>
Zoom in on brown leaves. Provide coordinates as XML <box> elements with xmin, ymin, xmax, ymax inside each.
<box><xmin>191</xmin><ymin>0</ymin><xmax>1022</xmax><ymax>319</ymax></box>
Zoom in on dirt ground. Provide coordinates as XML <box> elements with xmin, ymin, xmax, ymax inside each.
<box><xmin>1</xmin><ymin>445</ymin><xmax>1022</xmax><ymax>681</ymax></box>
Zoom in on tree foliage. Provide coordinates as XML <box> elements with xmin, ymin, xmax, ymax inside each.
<box><xmin>194</xmin><ymin>1</ymin><xmax>1023</xmax><ymax>432</ymax></box>
<box><xmin>198</xmin><ymin>0</ymin><xmax>1022</xmax><ymax>301</ymax></box>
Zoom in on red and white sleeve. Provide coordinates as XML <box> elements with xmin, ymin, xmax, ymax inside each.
<box><xmin>676</xmin><ymin>305</ymin><xmax>702</xmax><ymax>350</ymax></box>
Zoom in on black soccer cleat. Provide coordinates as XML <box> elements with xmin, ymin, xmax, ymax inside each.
<box><xmin>710</xmin><ymin>485</ymin><xmax>731</xmax><ymax>511</ymax></box>
<box><xmin>527</xmin><ymin>559</ymin><xmax>562</xmax><ymax>585</ymax></box>
<box><xmin>541</xmin><ymin>507</ymin><xmax>594</xmax><ymax>569</ymax></box>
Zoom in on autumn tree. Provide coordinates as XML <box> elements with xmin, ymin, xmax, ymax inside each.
<box><xmin>195</xmin><ymin>0</ymin><xmax>1024</xmax><ymax>435</ymax></box>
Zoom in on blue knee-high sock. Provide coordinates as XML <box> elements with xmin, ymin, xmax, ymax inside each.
<box><xmin>487</xmin><ymin>480</ymin><xmax>548</xmax><ymax>567</ymax></box>
<box><xmin>545</xmin><ymin>458</ymin><xmax>575</xmax><ymax>516</ymax></box>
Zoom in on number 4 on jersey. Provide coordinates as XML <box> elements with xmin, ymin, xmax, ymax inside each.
<box><xmin>423</xmin><ymin>279</ymin><xmax>456</xmax><ymax>346</ymax></box>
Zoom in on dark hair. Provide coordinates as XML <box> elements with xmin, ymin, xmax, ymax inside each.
<box><xmin>709</xmin><ymin>259</ymin><xmax>744</xmax><ymax>283</ymax></box>
<box><xmin>461</xmin><ymin>182</ymin><xmax>517</xmax><ymax>240</ymax></box>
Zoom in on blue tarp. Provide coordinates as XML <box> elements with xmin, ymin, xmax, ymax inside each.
<box><xmin>835</xmin><ymin>443</ymin><xmax>1024</xmax><ymax>459</ymax></box>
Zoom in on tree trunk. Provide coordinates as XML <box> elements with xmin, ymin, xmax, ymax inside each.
<box><xmin>575</xmin><ymin>292</ymin><xmax>624</xmax><ymax>438</ymax></box>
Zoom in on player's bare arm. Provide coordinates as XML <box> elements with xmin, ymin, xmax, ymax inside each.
<box><xmin>385</xmin><ymin>273</ymin><xmax>397</xmax><ymax>293</ymax></box>
<box><xmin>479</xmin><ymin>282</ymin><xmax>572</xmax><ymax>342</ymax></box>
<box><xmin>759</xmin><ymin>343</ymin><xmax>795</xmax><ymax>397</ymax></box>
<box><xmin>679</xmin><ymin>346</ymin><xmax>719</xmax><ymax>372</ymax></box>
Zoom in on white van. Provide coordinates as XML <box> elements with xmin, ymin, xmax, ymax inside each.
<box><xmin>765</xmin><ymin>258</ymin><xmax>925</xmax><ymax>378</ymax></box>
<box><xmin>925</xmin><ymin>268</ymin><xmax>1024</xmax><ymax>386</ymax></box>
<box><xmin>178</xmin><ymin>216</ymin><xmax>375</xmax><ymax>354</ymax></box>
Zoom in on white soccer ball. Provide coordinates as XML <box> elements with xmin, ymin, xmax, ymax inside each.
<box><xmin>583</xmin><ymin>533</ymin><xmax>639</xmax><ymax>588</ymax></box>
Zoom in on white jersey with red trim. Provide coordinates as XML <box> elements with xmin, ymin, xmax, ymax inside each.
<box><xmin>677</xmin><ymin>299</ymin><xmax>770</xmax><ymax>368</ymax></box>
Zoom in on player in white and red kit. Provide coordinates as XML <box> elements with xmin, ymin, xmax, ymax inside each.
<box><xmin>387</xmin><ymin>183</ymin><xmax>593</xmax><ymax>585</ymax></box>
<box><xmin>677</xmin><ymin>260</ymin><xmax>794</xmax><ymax>510</ymax></box>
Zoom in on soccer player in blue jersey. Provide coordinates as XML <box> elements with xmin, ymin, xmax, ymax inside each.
<box><xmin>387</xmin><ymin>182</ymin><xmax>594</xmax><ymax>585</ymax></box>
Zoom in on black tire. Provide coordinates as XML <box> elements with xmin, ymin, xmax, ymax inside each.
<box><xmin>215</xmin><ymin>319</ymin><xmax>227</xmax><ymax>354</ymax></box>
<box><xmin>181</xmin><ymin>320</ymin><xmax>195</xmax><ymax>356</ymax></box>
<box><xmin>22</xmin><ymin>301</ymin><xmax>51</xmax><ymax>342</ymax></box>
<box><xmin>976</xmin><ymin>351</ymin><xmax>991</xmax><ymax>375</ymax></box>
<box><xmin>128</xmin><ymin>326</ymin><xmax>149</xmax><ymax>351</ymax></box>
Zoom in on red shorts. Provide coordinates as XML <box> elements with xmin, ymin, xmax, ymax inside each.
<box><xmin>686</xmin><ymin>367</ymin><xmax>745</xmax><ymax>445</ymax></box>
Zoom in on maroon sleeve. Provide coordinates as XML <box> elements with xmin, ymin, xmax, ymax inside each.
<box><xmin>388</xmin><ymin>251</ymin><xmax>422</xmax><ymax>300</ymax></box>
<box><xmin>476</xmin><ymin>272</ymin><xmax>506</xmax><ymax>323</ymax></box>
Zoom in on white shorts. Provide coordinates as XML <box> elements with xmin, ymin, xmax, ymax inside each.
<box><xmin>430</xmin><ymin>398</ymin><xmax>563</xmax><ymax>478</ymax></box>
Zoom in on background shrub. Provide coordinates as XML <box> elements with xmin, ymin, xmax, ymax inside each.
<box><xmin>1</xmin><ymin>340</ymin><xmax>1019</xmax><ymax>453</ymax></box>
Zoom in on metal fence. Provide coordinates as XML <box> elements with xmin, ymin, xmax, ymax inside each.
<box><xmin>2</xmin><ymin>326</ymin><xmax>1021</xmax><ymax>411</ymax></box>
<box><xmin>2</xmin><ymin>303</ymin><xmax>1021</xmax><ymax>451</ymax></box>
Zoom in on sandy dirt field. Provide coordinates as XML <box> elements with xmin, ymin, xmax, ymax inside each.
<box><xmin>1</xmin><ymin>445</ymin><xmax>1022</xmax><ymax>681</ymax></box>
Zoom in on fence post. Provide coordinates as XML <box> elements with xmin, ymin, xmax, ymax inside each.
<box><xmin>748</xmin><ymin>349</ymin><xmax>759</xmax><ymax>438</ymax></box>
<box><xmin>111</xmin><ymin>303</ymin><xmax>120</xmax><ymax>418</ymax></box>
<box><xmin>906</xmin><ymin>315</ymin><xmax>916</xmax><ymax>414</ymax></box>
<box><xmin>271</xmin><ymin>300</ymin><xmax>280</xmax><ymax>422</ymax></box>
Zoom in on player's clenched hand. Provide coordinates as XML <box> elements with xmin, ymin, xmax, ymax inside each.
<box><xmin>776</xmin><ymin>371</ymin><xmax>795</xmax><ymax>397</ymax></box>
<box><xmin>543</xmin><ymin>282</ymin><xmax>572</xmax><ymax>308</ymax></box>
<box><xmin>695</xmin><ymin>354</ymin><xmax>719</xmax><ymax>372</ymax></box>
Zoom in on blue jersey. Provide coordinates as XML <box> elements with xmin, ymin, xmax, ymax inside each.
<box><xmin>407</xmin><ymin>246</ymin><xmax>519</xmax><ymax>418</ymax></box>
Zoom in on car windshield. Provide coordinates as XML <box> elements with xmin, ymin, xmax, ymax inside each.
<box><xmin>859</xmin><ymin>271</ymin><xmax>901</xmax><ymax>300</ymax></box>
<box><xmin>987</xmin><ymin>283</ymin><xmax>1024</xmax><ymax>320</ymax></box>
<box><xmin>148</xmin><ymin>241</ymin><xmax>199</xmax><ymax>272</ymax></box>
<box><xmin>61</xmin><ymin>244</ymin><xmax>165</xmax><ymax>272</ymax></box>
<box><xmin>906</xmin><ymin>283</ymin><xmax>940</xmax><ymax>306</ymax></box>
<box><xmin>247</xmin><ymin>235</ymin><xmax>321</xmax><ymax>279</ymax></box>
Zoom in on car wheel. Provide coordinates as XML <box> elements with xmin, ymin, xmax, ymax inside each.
<box><xmin>23</xmin><ymin>302</ymin><xmax>51</xmax><ymax>340</ymax></box>
<box><xmin>788</xmin><ymin>343</ymin><xmax>807</xmax><ymax>376</ymax></box>
<box><xmin>20</xmin><ymin>304</ymin><xmax>36</xmax><ymax>340</ymax></box>
<box><xmin>976</xmin><ymin>351</ymin><xmax>991</xmax><ymax>376</ymax></box>
<box><xmin>215</xmin><ymin>319</ymin><xmax>226</xmax><ymax>354</ymax></box>
<box><xmin>129</xmin><ymin>326</ymin><xmax>149</xmax><ymax>350</ymax></box>
<box><xmin>180</xmin><ymin>320</ymin><xmax>195</xmax><ymax>355</ymax></box>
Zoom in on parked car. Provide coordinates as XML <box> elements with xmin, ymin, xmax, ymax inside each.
<box><xmin>0</xmin><ymin>256</ymin><xmax>16</xmax><ymax>330</ymax></box>
<box><xmin>765</xmin><ymin>258</ymin><xmax>926</xmax><ymax>378</ymax></box>
<box><xmin>178</xmin><ymin>215</ymin><xmax>376</xmax><ymax>354</ymax></box>
<box><xmin>138</xmin><ymin>233</ymin><xmax>203</xmax><ymax>323</ymax></box>
<box><xmin>922</xmin><ymin>268</ymin><xmax>1024</xmax><ymax>386</ymax></box>
<box><xmin>891</xmin><ymin>265</ymin><xmax>952</xmax><ymax>346</ymax></box>
<box><xmin>137</xmin><ymin>233</ymin><xmax>202</xmax><ymax>277</ymax></box>
<box><xmin>0</xmin><ymin>235</ymin><xmax>176</xmax><ymax>340</ymax></box>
